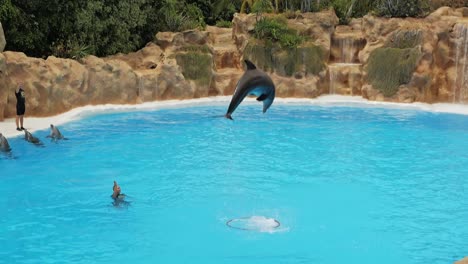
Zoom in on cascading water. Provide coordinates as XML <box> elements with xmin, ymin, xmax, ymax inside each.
<box><xmin>329</xmin><ymin>64</ymin><xmax>341</xmax><ymax>94</ymax></box>
<box><xmin>335</xmin><ymin>37</ymin><xmax>357</xmax><ymax>64</ymax></box>
<box><xmin>453</xmin><ymin>23</ymin><xmax>468</xmax><ymax>103</ymax></box>
<box><xmin>328</xmin><ymin>31</ymin><xmax>365</xmax><ymax>95</ymax></box>
<box><xmin>137</xmin><ymin>75</ymin><xmax>144</xmax><ymax>101</ymax></box>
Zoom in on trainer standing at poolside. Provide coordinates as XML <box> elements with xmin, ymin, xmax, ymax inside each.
<box><xmin>15</xmin><ymin>82</ymin><xmax>26</xmax><ymax>131</ymax></box>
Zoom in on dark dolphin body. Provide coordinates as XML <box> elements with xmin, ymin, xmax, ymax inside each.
<box><xmin>0</xmin><ymin>133</ymin><xmax>11</xmax><ymax>152</ymax></box>
<box><xmin>47</xmin><ymin>124</ymin><xmax>66</xmax><ymax>140</ymax></box>
<box><xmin>24</xmin><ymin>129</ymin><xmax>43</xmax><ymax>146</ymax></box>
<box><xmin>225</xmin><ymin>60</ymin><xmax>275</xmax><ymax>120</ymax></box>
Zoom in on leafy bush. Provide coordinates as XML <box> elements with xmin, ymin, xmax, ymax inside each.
<box><xmin>429</xmin><ymin>0</ymin><xmax>467</xmax><ymax>9</ymax></box>
<box><xmin>243</xmin><ymin>41</ymin><xmax>324</xmax><ymax>77</ymax></box>
<box><xmin>215</xmin><ymin>20</ymin><xmax>232</xmax><ymax>28</ymax></box>
<box><xmin>376</xmin><ymin>0</ymin><xmax>430</xmax><ymax>18</ymax></box>
<box><xmin>177</xmin><ymin>44</ymin><xmax>211</xmax><ymax>54</ymax></box>
<box><xmin>251</xmin><ymin>0</ymin><xmax>274</xmax><ymax>13</ymax></box>
<box><xmin>367</xmin><ymin>47</ymin><xmax>422</xmax><ymax>97</ymax></box>
<box><xmin>327</xmin><ymin>0</ymin><xmax>377</xmax><ymax>24</ymax></box>
<box><xmin>160</xmin><ymin>1</ymin><xmax>206</xmax><ymax>32</ymax></box>
<box><xmin>253</xmin><ymin>16</ymin><xmax>304</xmax><ymax>48</ymax></box>
<box><xmin>175</xmin><ymin>51</ymin><xmax>212</xmax><ymax>86</ymax></box>
<box><xmin>385</xmin><ymin>30</ymin><xmax>423</xmax><ymax>49</ymax></box>
<box><xmin>295</xmin><ymin>0</ymin><xmax>331</xmax><ymax>12</ymax></box>
<box><xmin>51</xmin><ymin>39</ymin><xmax>93</xmax><ymax>60</ymax></box>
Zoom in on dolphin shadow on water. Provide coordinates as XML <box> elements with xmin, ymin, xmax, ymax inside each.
<box><xmin>224</xmin><ymin>60</ymin><xmax>276</xmax><ymax>120</ymax></box>
<box><xmin>46</xmin><ymin>124</ymin><xmax>69</xmax><ymax>142</ymax></box>
<box><xmin>111</xmin><ymin>195</ymin><xmax>131</xmax><ymax>208</ymax></box>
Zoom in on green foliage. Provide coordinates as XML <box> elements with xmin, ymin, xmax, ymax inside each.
<box><xmin>0</xmin><ymin>0</ymin><xmax>46</xmax><ymax>57</ymax></box>
<box><xmin>70</xmin><ymin>44</ymin><xmax>93</xmax><ymax>60</ymax></box>
<box><xmin>330</xmin><ymin>0</ymin><xmax>352</xmax><ymax>24</ymax></box>
<box><xmin>0</xmin><ymin>0</ymin><xmax>433</xmax><ymax>59</ymax></box>
<box><xmin>177</xmin><ymin>44</ymin><xmax>211</xmax><ymax>53</ymax></box>
<box><xmin>301</xmin><ymin>44</ymin><xmax>325</xmax><ymax>75</ymax></box>
<box><xmin>253</xmin><ymin>16</ymin><xmax>304</xmax><ymax>48</ymax></box>
<box><xmin>429</xmin><ymin>0</ymin><xmax>467</xmax><ymax>9</ymax></box>
<box><xmin>74</xmin><ymin>0</ymin><xmax>149</xmax><ymax>57</ymax></box>
<box><xmin>376</xmin><ymin>0</ymin><xmax>430</xmax><ymax>18</ymax></box>
<box><xmin>215</xmin><ymin>20</ymin><xmax>233</xmax><ymax>28</ymax></box>
<box><xmin>385</xmin><ymin>30</ymin><xmax>423</xmax><ymax>49</ymax></box>
<box><xmin>158</xmin><ymin>0</ymin><xmax>206</xmax><ymax>32</ymax></box>
<box><xmin>205</xmin><ymin>0</ymin><xmax>240</xmax><ymax>24</ymax></box>
<box><xmin>243</xmin><ymin>41</ymin><xmax>324</xmax><ymax>77</ymax></box>
<box><xmin>367</xmin><ymin>47</ymin><xmax>422</xmax><ymax>97</ymax></box>
<box><xmin>175</xmin><ymin>51</ymin><xmax>213</xmax><ymax>86</ymax></box>
<box><xmin>252</xmin><ymin>0</ymin><xmax>274</xmax><ymax>13</ymax></box>
<box><xmin>1</xmin><ymin>0</ymin><xmax>158</xmax><ymax>58</ymax></box>
<box><xmin>294</xmin><ymin>0</ymin><xmax>331</xmax><ymax>12</ymax></box>
<box><xmin>327</xmin><ymin>0</ymin><xmax>376</xmax><ymax>24</ymax></box>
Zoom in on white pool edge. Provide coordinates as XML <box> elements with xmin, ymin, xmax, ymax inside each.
<box><xmin>1</xmin><ymin>95</ymin><xmax>468</xmax><ymax>138</ymax></box>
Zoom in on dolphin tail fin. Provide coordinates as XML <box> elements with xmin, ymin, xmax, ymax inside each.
<box><xmin>244</xmin><ymin>60</ymin><xmax>257</xmax><ymax>70</ymax></box>
<box><xmin>224</xmin><ymin>113</ymin><xmax>234</xmax><ymax>120</ymax></box>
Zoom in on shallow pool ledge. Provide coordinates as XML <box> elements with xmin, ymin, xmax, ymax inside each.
<box><xmin>1</xmin><ymin>95</ymin><xmax>468</xmax><ymax>138</ymax></box>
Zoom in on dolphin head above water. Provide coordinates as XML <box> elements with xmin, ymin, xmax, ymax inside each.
<box><xmin>0</xmin><ymin>133</ymin><xmax>11</xmax><ymax>152</ymax></box>
<box><xmin>225</xmin><ymin>60</ymin><xmax>276</xmax><ymax>120</ymax></box>
<box><xmin>49</xmin><ymin>124</ymin><xmax>64</xmax><ymax>139</ymax></box>
<box><xmin>24</xmin><ymin>129</ymin><xmax>41</xmax><ymax>144</ymax></box>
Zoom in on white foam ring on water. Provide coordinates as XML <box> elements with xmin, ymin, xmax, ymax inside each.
<box><xmin>227</xmin><ymin>216</ymin><xmax>286</xmax><ymax>233</ymax></box>
<box><xmin>1</xmin><ymin>95</ymin><xmax>468</xmax><ymax>138</ymax></box>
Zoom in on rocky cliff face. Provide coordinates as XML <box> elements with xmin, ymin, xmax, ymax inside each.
<box><xmin>1</xmin><ymin>8</ymin><xmax>468</xmax><ymax>120</ymax></box>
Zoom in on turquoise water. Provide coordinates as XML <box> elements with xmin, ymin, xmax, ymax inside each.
<box><xmin>1</xmin><ymin>104</ymin><xmax>468</xmax><ymax>264</ymax></box>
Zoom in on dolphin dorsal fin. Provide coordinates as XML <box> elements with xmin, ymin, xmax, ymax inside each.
<box><xmin>244</xmin><ymin>60</ymin><xmax>257</xmax><ymax>70</ymax></box>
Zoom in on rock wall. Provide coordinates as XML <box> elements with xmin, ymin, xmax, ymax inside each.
<box><xmin>1</xmin><ymin>7</ymin><xmax>468</xmax><ymax>120</ymax></box>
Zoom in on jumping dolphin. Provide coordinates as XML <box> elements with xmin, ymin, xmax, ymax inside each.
<box><xmin>47</xmin><ymin>124</ymin><xmax>65</xmax><ymax>140</ymax></box>
<box><xmin>225</xmin><ymin>60</ymin><xmax>276</xmax><ymax>120</ymax></box>
<box><xmin>24</xmin><ymin>129</ymin><xmax>42</xmax><ymax>145</ymax></box>
<box><xmin>0</xmin><ymin>133</ymin><xmax>12</xmax><ymax>152</ymax></box>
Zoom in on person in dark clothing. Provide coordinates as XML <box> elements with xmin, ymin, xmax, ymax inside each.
<box><xmin>15</xmin><ymin>82</ymin><xmax>26</xmax><ymax>131</ymax></box>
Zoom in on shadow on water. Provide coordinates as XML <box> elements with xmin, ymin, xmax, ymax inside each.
<box><xmin>0</xmin><ymin>150</ymin><xmax>18</xmax><ymax>160</ymax></box>
<box><xmin>110</xmin><ymin>195</ymin><xmax>131</xmax><ymax>209</ymax></box>
<box><xmin>24</xmin><ymin>139</ymin><xmax>45</xmax><ymax>147</ymax></box>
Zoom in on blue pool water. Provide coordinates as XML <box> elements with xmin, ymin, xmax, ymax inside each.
<box><xmin>1</xmin><ymin>103</ymin><xmax>468</xmax><ymax>264</ymax></box>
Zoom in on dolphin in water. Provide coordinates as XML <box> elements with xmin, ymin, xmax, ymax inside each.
<box><xmin>225</xmin><ymin>60</ymin><xmax>276</xmax><ymax>120</ymax></box>
<box><xmin>47</xmin><ymin>124</ymin><xmax>66</xmax><ymax>140</ymax></box>
<box><xmin>0</xmin><ymin>133</ymin><xmax>12</xmax><ymax>152</ymax></box>
<box><xmin>24</xmin><ymin>129</ymin><xmax>43</xmax><ymax>145</ymax></box>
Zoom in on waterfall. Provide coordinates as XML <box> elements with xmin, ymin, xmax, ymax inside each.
<box><xmin>137</xmin><ymin>75</ymin><xmax>144</xmax><ymax>101</ymax></box>
<box><xmin>328</xmin><ymin>63</ymin><xmax>361</xmax><ymax>95</ymax></box>
<box><xmin>328</xmin><ymin>31</ymin><xmax>364</xmax><ymax>95</ymax></box>
<box><xmin>329</xmin><ymin>64</ymin><xmax>340</xmax><ymax>94</ymax></box>
<box><xmin>337</xmin><ymin>38</ymin><xmax>356</xmax><ymax>64</ymax></box>
<box><xmin>453</xmin><ymin>24</ymin><xmax>468</xmax><ymax>103</ymax></box>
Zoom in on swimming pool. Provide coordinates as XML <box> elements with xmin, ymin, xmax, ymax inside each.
<box><xmin>1</xmin><ymin>102</ymin><xmax>468</xmax><ymax>264</ymax></box>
